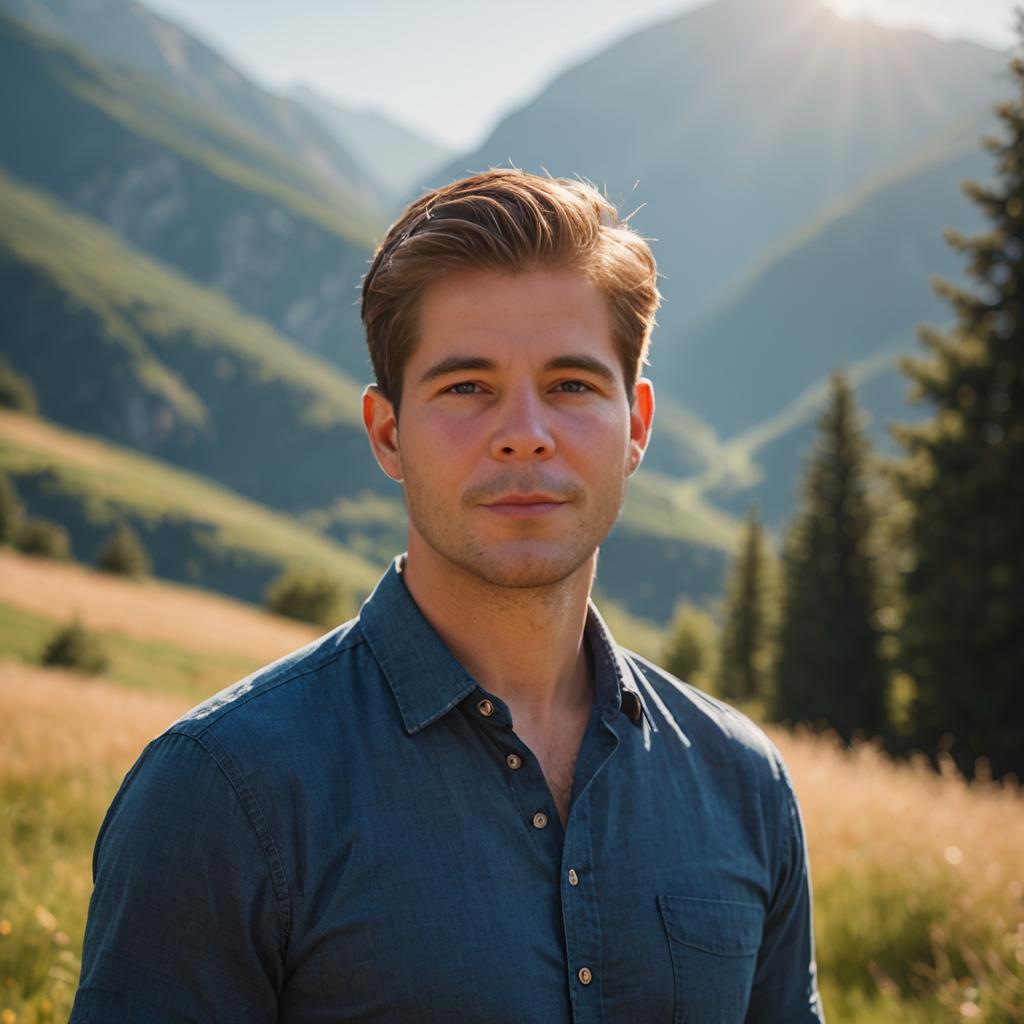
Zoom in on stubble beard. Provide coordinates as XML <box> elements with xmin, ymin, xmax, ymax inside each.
<box><xmin>402</xmin><ymin>468</ymin><xmax>627</xmax><ymax>592</ymax></box>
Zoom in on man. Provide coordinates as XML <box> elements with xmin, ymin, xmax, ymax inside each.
<box><xmin>71</xmin><ymin>169</ymin><xmax>824</xmax><ymax>1022</ymax></box>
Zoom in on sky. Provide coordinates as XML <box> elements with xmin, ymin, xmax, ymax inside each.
<box><xmin>144</xmin><ymin>0</ymin><xmax>1019</xmax><ymax>151</ymax></box>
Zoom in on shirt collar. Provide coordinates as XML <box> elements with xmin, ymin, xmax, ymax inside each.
<box><xmin>359</xmin><ymin>556</ymin><xmax>651</xmax><ymax>735</ymax></box>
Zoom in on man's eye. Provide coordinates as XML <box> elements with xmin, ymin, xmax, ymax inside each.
<box><xmin>447</xmin><ymin>382</ymin><xmax>481</xmax><ymax>395</ymax></box>
<box><xmin>555</xmin><ymin>380</ymin><xmax>592</xmax><ymax>394</ymax></box>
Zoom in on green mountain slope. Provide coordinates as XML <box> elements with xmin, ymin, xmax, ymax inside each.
<box><xmin>0</xmin><ymin>0</ymin><xmax>386</xmax><ymax>213</ymax></box>
<box><xmin>0</xmin><ymin>13</ymin><xmax>376</xmax><ymax>377</ymax></box>
<box><xmin>0</xmin><ymin>408</ymin><xmax>383</xmax><ymax>604</ymax></box>
<box><xmin>0</xmin><ymin>168</ymin><xmax>383</xmax><ymax>512</ymax></box>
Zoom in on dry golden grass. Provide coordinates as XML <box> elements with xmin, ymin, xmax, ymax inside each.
<box><xmin>773</xmin><ymin>727</ymin><xmax>1023</xmax><ymax>903</ymax></box>
<box><xmin>0</xmin><ymin>662</ymin><xmax>189</xmax><ymax>783</ymax></box>
<box><xmin>771</xmin><ymin>728</ymin><xmax>1024</xmax><ymax>1019</ymax></box>
<box><xmin>0</xmin><ymin>547</ymin><xmax>317</xmax><ymax>662</ymax></box>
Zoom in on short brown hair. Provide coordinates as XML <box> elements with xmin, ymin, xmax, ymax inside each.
<box><xmin>360</xmin><ymin>168</ymin><xmax>660</xmax><ymax>410</ymax></box>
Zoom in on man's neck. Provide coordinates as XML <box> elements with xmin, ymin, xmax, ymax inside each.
<box><xmin>400</xmin><ymin>543</ymin><xmax>595</xmax><ymax>732</ymax></box>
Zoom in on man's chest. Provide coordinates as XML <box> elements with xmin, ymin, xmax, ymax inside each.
<box><xmin>516</xmin><ymin>711</ymin><xmax>591</xmax><ymax>827</ymax></box>
<box><xmin>273</xmin><ymin>721</ymin><xmax>772</xmax><ymax>1024</ymax></box>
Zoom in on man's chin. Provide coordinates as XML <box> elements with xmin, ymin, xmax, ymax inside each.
<box><xmin>453</xmin><ymin>544</ymin><xmax>595</xmax><ymax>591</ymax></box>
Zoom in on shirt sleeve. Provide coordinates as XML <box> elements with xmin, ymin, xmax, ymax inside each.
<box><xmin>744</xmin><ymin>761</ymin><xmax>825</xmax><ymax>1023</ymax></box>
<box><xmin>69</xmin><ymin>730</ymin><xmax>286</xmax><ymax>1023</ymax></box>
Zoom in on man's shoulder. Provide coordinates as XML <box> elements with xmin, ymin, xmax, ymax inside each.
<box><xmin>165</xmin><ymin>615</ymin><xmax>369</xmax><ymax>744</ymax></box>
<box><xmin>619</xmin><ymin>648</ymin><xmax>788</xmax><ymax>783</ymax></box>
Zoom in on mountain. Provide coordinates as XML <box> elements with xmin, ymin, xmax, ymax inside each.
<box><xmin>0</xmin><ymin>167</ymin><xmax>383</xmax><ymax>512</ymax></box>
<box><xmin>0</xmin><ymin>408</ymin><xmax>383</xmax><ymax>604</ymax></box>
<box><xmin>425</xmin><ymin>0</ymin><xmax>1005</xmax><ymax>342</ymax></box>
<box><xmin>659</xmin><ymin>112</ymin><xmax>993</xmax><ymax>527</ymax></box>
<box><xmin>288</xmin><ymin>84</ymin><xmax>453</xmax><ymax>205</ymax></box>
<box><xmin>0</xmin><ymin>13</ymin><xmax>377</xmax><ymax>378</ymax></box>
<box><xmin>0</xmin><ymin>0</ymin><xmax>387</xmax><ymax>213</ymax></box>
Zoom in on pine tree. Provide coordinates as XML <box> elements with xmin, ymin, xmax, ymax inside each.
<box><xmin>663</xmin><ymin>600</ymin><xmax>719</xmax><ymax>694</ymax></box>
<box><xmin>264</xmin><ymin>566</ymin><xmax>350</xmax><ymax>628</ymax></box>
<box><xmin>97</xmin><ymin>523</ymin><xmax>152</xmax><ymax>578</ymax></box>
<box><xmin>0</xmin><ymin>472</ymin><xmax>23</xmax><ymax>545</ymax></box>
<box><xmin>772</xmin><ymin>372</ymin><xmax>888</xmax><ymax>742</ymax></box>
<box><xmin>41</xmin><ymin>617</ymin><xmax>108</xmax><ymax>675</ymax></box>
<box><xmin>717</xmin><ymin>506</ymin><xmax>774</xmax><ymax>704</ymax></box>
<box><xmin>890</xmin><ymin>33</ymin><xmax>1024</xmax><ymax>778</ymax></box>
<box><xmin>0</xmin><ymin>356</ymin><xmax>37</xmax><ymax>414</ymax></box>
<box><xmin>15</xmin><ymin>517</ymin><xmax>71</xmax><ymax>560</ymax></box>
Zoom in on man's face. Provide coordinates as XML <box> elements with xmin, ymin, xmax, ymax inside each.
<box><xmin>363</xmin><ymin>267</ymin><xmax>654</xmax><ymax>590</ymax></box>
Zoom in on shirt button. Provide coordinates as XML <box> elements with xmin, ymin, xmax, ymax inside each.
<box><xmin>532</xmin><ymin>811</ymin><xmax>548</xmax><ymax>829</ymax></box>
<box><xmin>476</xmin><ymin>699</ymin><xmax>495</xmax><ymax>717</ymax></box>
<box><xmin>578</xmin><ymin>967</ymin><xmax>593</xmax><ymax>985</ymax></box>
<box><xmin>568</xmin><ymin>868</ymin><xmax>579</xmax><ymax>886</ymax></box>
<box><xmin>506</xmin><ymin>753</ymin><xmax>522</xmax><ymax>770</ymax></box>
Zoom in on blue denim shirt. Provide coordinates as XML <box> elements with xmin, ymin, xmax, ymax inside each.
<box><xmin>71</xmin><ymin>558</ymin><xmax>824</xmax><ymax>1023</ymax></box>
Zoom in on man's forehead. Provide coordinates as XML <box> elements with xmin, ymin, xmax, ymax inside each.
<box><xmin>412</xmin><ymin>268</ymin><xmax>616</xmax><ymax>361</ymax></box>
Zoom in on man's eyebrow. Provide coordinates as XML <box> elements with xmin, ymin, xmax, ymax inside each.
<box><xmin>544</xmin><ymin>355</ymin><xmax>618</xmax><ymax>384</ymax></box>
<box><xmin>418</xmin><ymin>356</ymin><xmax>496</xmax><ymax>385</ymax></box>
<box><xmin>417</xmin><ymin>353</ymin><xmax>620</xmax><ymax>387</ymax></box>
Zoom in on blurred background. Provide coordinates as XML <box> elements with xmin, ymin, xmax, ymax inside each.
<box><xmin>1</xmin><ymin>0</ymin><xmax>1022</xmax><ymax>1020</ymax></box>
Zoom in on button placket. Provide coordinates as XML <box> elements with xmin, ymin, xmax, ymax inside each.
<box><xmin>560</xmin><ymin>792</ymin><xmax>603</xmax><ymax>1020</ymax></box>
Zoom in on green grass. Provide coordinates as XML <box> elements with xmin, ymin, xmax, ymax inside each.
<box><xmin>0</xmin><ymin>601</ymin><xmax>258</xmax><ymax>703</ymax></box>
<box><xmin>1</xmin><ymin>775</ymin><xmax>99</xmax><ymax>1022</ymax></box>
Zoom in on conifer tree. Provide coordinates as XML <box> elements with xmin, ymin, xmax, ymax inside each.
<box><xmin>0</xmin><ymin>356</ymin><xmax>37</xmax><ymax>414</ymax></box>
<box><xmin>663</xmin><ymin>601</ymin><xmax>719</xmax><ymax>694</ymax></box>
<box><xmin>0</xmin><ymin>472</ymin><xmax>23</xmax><ymax>545</ymax></box>
<box><xmin>265</xmin><ymin>566</ymin><xmax>350</xmax><ymax>628</ymax></box>
<box><xmin>97</xmin><ymin>523</ymin><xmax>152</xmax><ymax>578</ymax></box>
<box><xmin>717</xmin><ymin>506</ymin><xmax>774</xmax><ymax>703</ymax></box>
<box><xmin>41</xmin><ymin>617</ymin><xmax>108</xmax><ymax>675</ymax></box>
<box><xmin>773</xmin><ymin>372</ymin><xmax>888</xmax><ymax>741</ymax></box>
<box><xmin>890</xmin><ymin>33</ymin><xmax>1024</xmax><ymax>778</ymax></box>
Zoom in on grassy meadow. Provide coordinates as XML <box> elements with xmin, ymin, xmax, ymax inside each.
<box><xmin>0</xmin><ymin>552</ymin><xmax>1021</xmax><ymax>1022</ymax></box>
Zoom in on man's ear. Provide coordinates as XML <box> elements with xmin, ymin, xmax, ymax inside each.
<box><xmin>362</xmin><ymin>385</ymin><xmax>403</xmax><ymax>482</ymax></box>
<box><xmin>627</xmin><ymin>378</ymin><xmax>655</xmax><ymax>476</ymax></box>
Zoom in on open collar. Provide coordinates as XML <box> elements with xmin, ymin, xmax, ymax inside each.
<box><xmin>359</xmin><ymin>555</ymin><xmax>651</xmax><ymax>735</ymax></box>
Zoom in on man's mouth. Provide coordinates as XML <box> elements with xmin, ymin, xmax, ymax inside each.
<box><xmin>481</xmin><ymin>493</ymin><xmax>568</xmax><ymax>516</ymax></box>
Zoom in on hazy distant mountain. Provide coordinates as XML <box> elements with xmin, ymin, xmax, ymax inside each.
<box><xmin>662</xmin><ymin>114</ymin><xmax>990</xmax><ymax>437</ymax></box>
<box><xmin>658</xmin><ymin>112</ymin><xmax>993</xmax><ymax>527</ymax></box>
<box><xmin>0</xmin><ymin>0</ymin><xmax>387</xmax><ymax>214</ymax></box>
<box><xmin>427</xmin><ymin>0</ymin><xmax>1005</xmax><ymax>341</ymax></box>
<box><xmin>289</xmin><ymin>83</ymin><xmax>453</xmax><ymax>205</ymax></box>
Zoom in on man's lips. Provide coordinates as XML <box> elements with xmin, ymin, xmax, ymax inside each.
<box><xmin>480</xmin><ymin>493</ymin><xmax>568</xmax><ymax>516</ymax></box>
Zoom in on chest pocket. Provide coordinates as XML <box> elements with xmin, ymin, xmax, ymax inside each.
<box><xmin>658</xmin><ymin>894</ymin><xmax>764</xmax><ymax>1024</ymax></box>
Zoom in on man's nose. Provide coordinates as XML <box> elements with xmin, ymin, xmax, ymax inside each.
<box><xmin>489</xmin><ymin>388</ymin><xmax>555</xmax><ymax>461</ymax></box>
